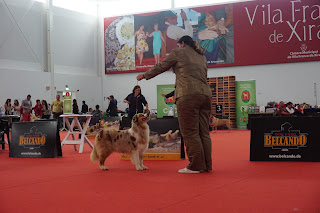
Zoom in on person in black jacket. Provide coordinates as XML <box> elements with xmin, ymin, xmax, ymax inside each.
<box><xmin>72</xmin><ymin>99</ymin><xmax>79</xmax><ymax>114</ymax></box>
<box><xmin>81</xmin><ymin>101</ymin><xmax>88</xmax><ymax>114</ymax></box>
<box><xmin>106</xmin><ymin>95</ymin><xmax>118</xmax><ymax>116</ymax></box>
<box><xmin>124</xmin><ymin>85</ymin><xmax>149</xmax><ymax>120</ymax></box>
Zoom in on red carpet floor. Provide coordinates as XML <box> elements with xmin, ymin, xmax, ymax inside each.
<box><xmin>1</xmin><ymin>130</ymin><xmax>320</xmax><ymax>213</ymax></box>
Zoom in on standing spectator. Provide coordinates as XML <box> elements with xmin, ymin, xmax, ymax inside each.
<box><xmin>12</xmin><ymin>99</ymin><xmax>20</xmax><ymax>116</ymax></box>
<box><xmin>22</xmin><ymin>95</ymin><xmax>32</xmax><ymax>122</ymax></box>
<box><xmin>73</xmin><ymin>99</ymin><xmax>79</xmax><ymax>114</ymax></box>
<box><xmin>106</xmin><ymin>95</ymin><xmax>118</xmax><ymax>116</ymax></box>
<box><xmin>124</xmin><ymin>85</ymin><xmax>149</xmax><ymax>120</ymax></box>
<box><xmin>34</xmin><ymin>99</ymin><xmax>43</xmax><ymax>117</ymax></box>
<box><xmin>41</xmin><ymin>100</ymin><xmax>50</xmax><ymax>119</ymax></box>
<box><xmin>51</xmin><ymin>95</ymin><xmax>63</xmax><ymax>128</ymax></box>
<box><xmin>81</xmin><ymin>101</ymin><xmax>88</xmax><ymax>114</ymax></box>
<box><xmin>4</xmin><ymin>99</ymin><xmax>12</xmax><ymax>115</ymax></box>
<box><xmin>88</xmin><ymin>108</ymin><xmax>93</xmax><ymax>114</ymax></box>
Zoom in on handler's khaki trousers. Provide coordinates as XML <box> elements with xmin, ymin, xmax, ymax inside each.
<box><xmin>176</xmin><ymin>94</ymin><xmax>212</xmax><ymax>171</ymax></box>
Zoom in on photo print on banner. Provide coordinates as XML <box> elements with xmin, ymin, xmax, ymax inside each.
<box><xmin>196</xmin><ymin>4</ymin><xmax>235</xmax><ymax>66</ymax></box>
<box><xmin>104</xmin><ymin>0</ymin><xmax>320</xmax><ymax>74</ymax></box>
<box><xmin>134</xmin><ymin>12</ymin><xmax>166</xmax><ymax>72</ymax></box>
<box><xmin>105</xmin><ymin>15</ymin><xmax>135</xmax><ymax>72</ymax></box>
<box><xmin>165</xmin><ymin>8</ymin><xmax>199</xmax><ymax>55</ymax></box>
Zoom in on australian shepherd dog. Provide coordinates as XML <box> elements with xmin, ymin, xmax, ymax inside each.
<box><xmin>90</xmin><ymin>113</ymin><xmax>150</xmax><ymax>171</ymax></box>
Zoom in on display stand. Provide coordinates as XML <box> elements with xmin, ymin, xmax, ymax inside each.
<box><xmin>207</xmin><ymin>76</ymin><xmax>236</xmax><ymax>128</ymax></box>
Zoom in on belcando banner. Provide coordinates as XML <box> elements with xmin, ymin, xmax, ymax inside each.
<box><xmin>250</xmin><ymin>117</ymin><xmax>320</xmax><ymax>162</ymax></box>
<box><xmin>157</xmin><ymin>84</ymin><xmax>177</xmax><ymax>118</ymax></box>
<box><xmin>9</xmin><ymin>121</ymin><xmax>62</xmax><ymax>158</ymax></box>
<box><xmin>236</xmin><ymin>80</ymin><xmax>256</xmax><ymax>128</ymax></box>
<box><xmin>104</xmin><ymin>0</ymin><xmax>320</xmax><ymax>74</ymax></box>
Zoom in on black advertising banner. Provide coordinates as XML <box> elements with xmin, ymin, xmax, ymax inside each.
<box><xmin>250</xmin><ymin>117</ymin><xmax>320</xmax><ymax>162</ymax></box>
<box><xmin>9</xmin><ymin>121</ymin><xmax>62</xmax><ymax>158</ymax></box>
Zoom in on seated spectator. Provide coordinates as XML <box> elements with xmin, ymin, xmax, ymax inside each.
<box><xmin>286</xmin><ymin>102</ymin><xmax>295</xmax><ymax>114</ymax></box>
<box><xmin>301</xmin><ymin>103</ymin><xmax>310</xmax><ymax>114</ymax></box>
<box><xmin>88</xmin><ymin>108</ymin><xmax>93</xmax><ymax>114</ymax></box>
<box><xmin>92</xmin><ymin>105</ymin><xmax>102</xmax><ymax>117</ymax></box>
<box><xmin>277</xmin><ymin>101</ymin><xmax>290</xmax><ymax>116</ymax></box>
<box><xmin>295</xmin><ymin>104</ymin><xmax>303</xmax><ymax>113</ymax></box>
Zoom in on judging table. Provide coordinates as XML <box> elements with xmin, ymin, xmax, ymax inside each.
<box><xmin>60</xmin><ymin>114</ymin><xmax>93</xmax><ymax>153</ymax></box>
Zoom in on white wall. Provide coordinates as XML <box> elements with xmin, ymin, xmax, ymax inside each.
<box><xmin>1</xmin><ymin>1</ymin><xmax>319</xmax><ymax>113</ymax></box>
<box><xmin>0</xmin><ymin>1</ymin><xmax>101</xmax><ymax>109</ymax></box>
<box><xmin>103</xmin><ymin>61</ymin><xmax>320</xmax><ymax>111</ymax></box>
<box><xmin>206</xmin><ymin>61</ymin><xmax>320</xmax><ymax>106</ymax></box>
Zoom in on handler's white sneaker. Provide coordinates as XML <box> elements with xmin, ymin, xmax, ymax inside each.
<box><xmin>178</xmin><ymin>168</ymin><xmax>200</xmax><ymax>173</ymax></box>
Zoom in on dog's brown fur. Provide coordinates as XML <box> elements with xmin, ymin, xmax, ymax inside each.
<box><xmin>210</xmin><ymin>115</ymin><xmax>232</xmax><ymax>133</ymax></box>
<box><xmin>90</xmin><ymin>113</ymin><xmax>150</xmax><ymax>171</ymax></box>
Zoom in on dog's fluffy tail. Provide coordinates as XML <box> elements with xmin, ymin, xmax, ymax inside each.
<box><xmin>90</xmin><ymin>146</ymin><xmax>98</xmax><ymax>162</ymax></box>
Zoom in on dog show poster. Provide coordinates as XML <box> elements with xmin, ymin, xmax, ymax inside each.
<box><xmin>104</xmin><ymin>0</ymin><xmax>320</xmax><ymax>74</ymax></box>
<box><xmin>236</xmin><ymin>80</ymin><xmax>256</xmax><ymax>128</ymax></box>
<box><xmin>156</xmin><ymin>84</ymin><xmax>177</xmax><ymax>118</ymax></box>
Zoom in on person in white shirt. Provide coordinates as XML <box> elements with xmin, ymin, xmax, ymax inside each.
<box><xmin>286</xmin><ymin>102</ymin><xmax>295</xmax><ymax>114</ymax></box>
<box><xmin>165</xmin><ymin>10</ymin><xmax>193</xmax><ymax>54</ymax></box>
<box><xmin>166</xmin><ymin>10</ymin><xmax>193</xmax><ymax>40</ymax></box>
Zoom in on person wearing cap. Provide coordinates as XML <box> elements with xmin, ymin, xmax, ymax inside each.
<box><xmin>106</xmin><ymin>95</ymin><xmax>118</xmax><ymax>116</ymax></box>
<box><xmin>165</xmin><ymin>10</ymin><xmax>193</xmax><ymax>54</ymax></box>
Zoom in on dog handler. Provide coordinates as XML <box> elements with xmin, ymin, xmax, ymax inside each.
<box><xmin>137</xmin><ymin>35</ymin><xmax>212</xmax><ymax>173</ymax></box>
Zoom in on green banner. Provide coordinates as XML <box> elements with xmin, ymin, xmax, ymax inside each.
<box><xmin>63</xmin><ymin>91</ymin><xmax>72</xmax><ymax>114</ymax></box>
<box><xmin>236</xmin><ymin>80</ymin><xmax>256</xmax><ymax>128</ymax></box>
<box><xmin>157</xmin><ymin>85</ymin><xmax>177</xmax><ymax>118</ymax></box>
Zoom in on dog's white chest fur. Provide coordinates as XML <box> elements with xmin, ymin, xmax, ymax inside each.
<box><xmin>129</xmin><ymin>126</ymin><xmax>149</xmax><ymax>152</ymax></box>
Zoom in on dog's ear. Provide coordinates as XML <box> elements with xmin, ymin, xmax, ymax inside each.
<box><xmin>97</xmin><ymin>129</ymin><xmax>103</xmax><ymax>139</ymax></box>
<box><xmin>132</xmin><ymin>115</ymin><xmax>138</xmax><ymax>123</ymax></box>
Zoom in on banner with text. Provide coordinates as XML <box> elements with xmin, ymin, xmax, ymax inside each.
<box><xmin>9</xmin><ymin>121</ymin><xmax>62</xmax><ymax>158</ymax></box>
<box><xmin>104</xmin><ymin>0</ymin><xmax>320</xmax><ymax>74</ymax></box>
<box><xmin>236</xmin><ymin>80</ymin><xmax>257</xmax><ymax>128</ymax></box>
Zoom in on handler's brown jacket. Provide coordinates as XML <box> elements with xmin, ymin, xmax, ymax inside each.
<box><xmin>143</xmin><ymin>45</ymin><xmax>211</xmax><ymax>100</ymax></box>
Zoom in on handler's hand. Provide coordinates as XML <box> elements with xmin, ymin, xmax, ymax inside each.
<box><xmin>137</xmin><ymin>74</ymin><xmax>144</xmax><ymax>81</ymax></box>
